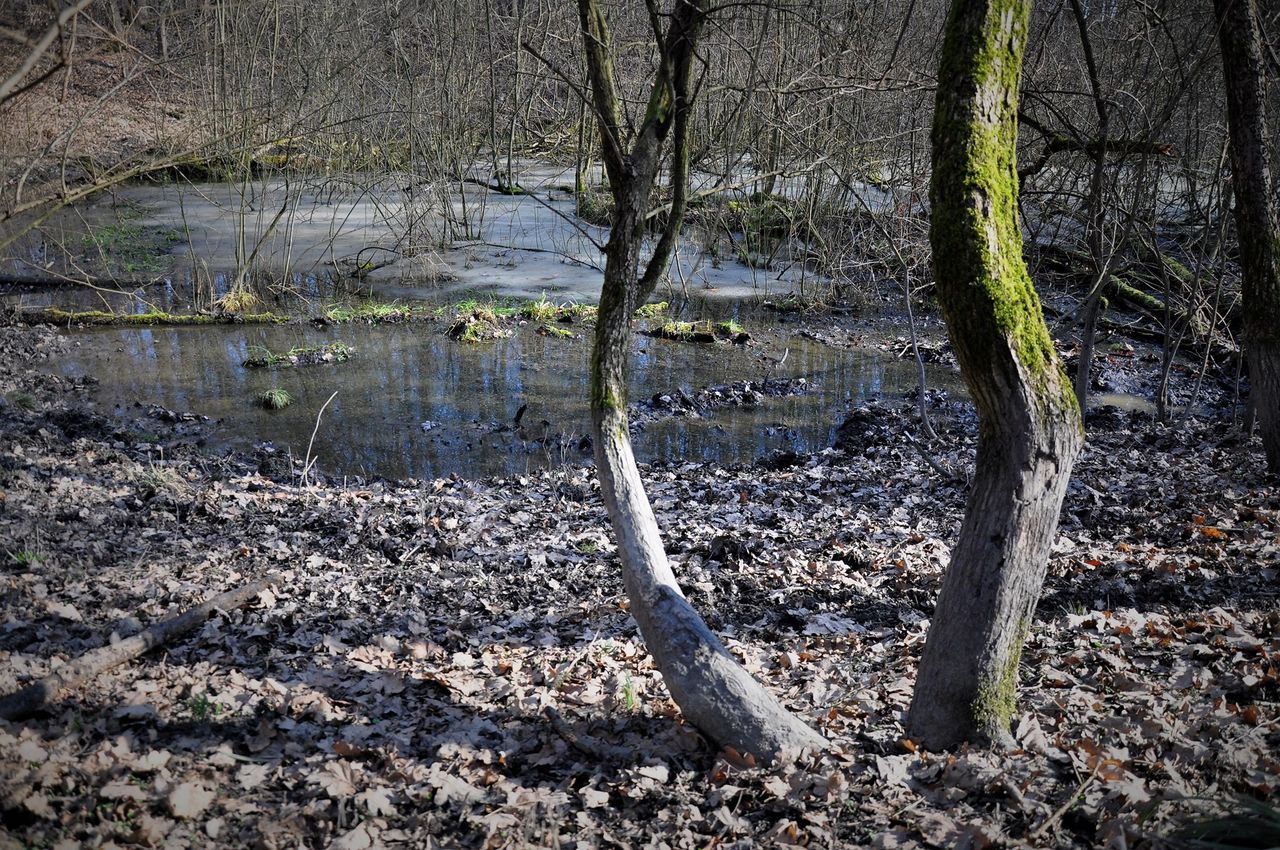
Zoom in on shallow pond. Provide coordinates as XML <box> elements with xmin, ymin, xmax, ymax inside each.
<box><xmin>3</xmin><ymin>162</ymin><xmax>832</xmax><ymax>308</ymax></box>
<box><xmin>57</xmin><ymin>320</ymin><xmax>956</xmax><ymax>480</ymax></box>
<box><xmin>8</xmin><ymin>163</ymin><xmax>959</xmax><ymax>480</ymax></box>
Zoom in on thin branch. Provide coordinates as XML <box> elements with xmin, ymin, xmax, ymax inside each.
<box><xmin>0</xmin><ymin>578</ymin><xmax>279</xmax><ymax>722</ymax></box>
<box><xmin>0</xmin><ymin>0</ymin><xmax>96</xmax><ymax>106</ymax></box>
<box><xmin>1028</xmin><ymin>763</ymin><xmax>1101</xmax><ymax>841</ymax></box>
<box><xmin>519</xmin><ymin>40</ymin><xmax>594</xmax><ymax>119</ymax></box>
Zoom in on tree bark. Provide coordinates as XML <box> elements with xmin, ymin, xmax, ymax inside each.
<box><xmin>907</xmin><ymin>0</ymin><xmax>1084</xmax><ymax>749</ymax></box>
<box><xmin>1214</xmin><ymin>0</ymin><xmax>1280</xmax><ymax>473</ymax></box>
<box><xmin>578</xmin><ymin>0</ymin><xmax>826</xmax><ymax>763</ymax></box>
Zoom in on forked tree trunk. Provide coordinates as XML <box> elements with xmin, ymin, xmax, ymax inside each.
<box><xmin>1214</xmin><ymin>0</ymin><xmax>1280</xmax><ymax>474</ymax></box>
<box><xmin>578</xmin><ymin>0</ymin><xmax>826</xmax><ymax>762</ymax></box>
<box><xmin>906</xmin><ymin>0</ymin><xmax>1084</xmax><ymax>749</ymax></box>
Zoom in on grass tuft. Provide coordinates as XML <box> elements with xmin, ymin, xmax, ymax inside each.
<box><xmin>8</xmin><ymin>549</ymin><xmax>46</xmax><ymax>567</ymax></box>
<box><xmin>634</xmin><ymin>301</ymin><xmax>668</xmax><ymax>320</ymax></box>
<box><xmin>257</xmin><ymin>388</ymin><xmax>294</xmax><ymax>410</ymax></box>
<box><xmin>215</xmin><ymin>288</ymin><xmax>263</xmax><ymax>313</ymax></box>
<box><xmin>521</xmin><ymin>294</ymin><xmax>561</xmax><ymax>323</ymax></box>
<box><xmin>6</xmin><ymin>391</ymin><xmax>38</xmax><ymax>411</ymax></box>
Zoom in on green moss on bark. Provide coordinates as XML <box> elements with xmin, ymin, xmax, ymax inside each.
<box><xmin>643</xmin><ymin>84</ymin><xmax>671</xmax><ymax>125</ymax></box>
<box><xmin>929</xmin><ymin>0</ymin><xmax>1071</xmax><ymax>409</ymax></box>
<box><xmin>971</xmin><ymin>619</ymin><xmax>1027</xmax><ymax>735</ymax></box>
<box><xmin>589</xmin><ymin>340</ymin><xmax>625</xmax><ymax>414</ymax></box>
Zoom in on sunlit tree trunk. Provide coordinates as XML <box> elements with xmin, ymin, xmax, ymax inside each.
<box><xmin>577</xmin><ymin>0</ymin><xmax>826</xmax><ymax>762</ymax></box>
<box><xmin>1214</xmin><ymin>0</ymin><xmax>1280</xmax><ymax>473</ymax></box>
<box><xmin>906</xmin><ymin>0</ymin><xmax>1084</xmax><ymax>749</ymax></box>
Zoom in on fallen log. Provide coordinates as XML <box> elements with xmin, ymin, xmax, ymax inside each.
<box><xmin>0</xmin><ymin>578</ymin><xmax>277</xmax><ymax>722</ymax></box>
<box><xmin>0</xmin><ymin>273</ymin><xmax>156</xmax><ymax>288</ymax></box>
<box><xmin>12</xmin><ymin>307</ymin><xmax>287</xmax><ymax>327</ymax></box>
<box><xmin>1033</xmin><ymin>244</ymin><xmax>1206</xmax><ymax>330</ymax></box>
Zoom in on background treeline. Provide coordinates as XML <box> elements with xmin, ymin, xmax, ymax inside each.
<box><xmin>1</xmin><ymin>0</ymin><xmax>1276</xmax><ymax>408</ymax></box>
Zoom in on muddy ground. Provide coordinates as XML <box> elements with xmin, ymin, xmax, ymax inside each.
<box><xmin>0</xmin><ymin>316</ymin><xmax>1277</xmax><ymax>850</ymax></box>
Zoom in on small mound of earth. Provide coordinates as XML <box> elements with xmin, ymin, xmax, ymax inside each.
<box><xmin>833</xmin><ymin>402</ymin><xmax>904</xmax><ymax>450</ymax></box>
<box><xmin>446</xmin><ymin>309</ymin><xmax>513</xmax><ymax>342</ymax></box>
<box><xmin>633</xmin><ymin>378</ymin><xmax>812</xmax><ymax>427</ymax></box>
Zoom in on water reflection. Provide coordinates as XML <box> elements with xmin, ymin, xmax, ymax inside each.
<box><xmin>57</xmin><ymin>323</ymin><xmax>955</xmax><ymax>480</ymax></box>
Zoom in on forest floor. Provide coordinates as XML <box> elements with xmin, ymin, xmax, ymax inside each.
<box><xmin>0</xmin><ymin>317</ymin><xmax>1277</xmax><ymax>850</ymax></box>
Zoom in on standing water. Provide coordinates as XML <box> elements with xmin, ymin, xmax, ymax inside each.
<box><xmin>54</xmin><ymin>320</ymin><xmax>952</xmax><ymax>480</ymax></box>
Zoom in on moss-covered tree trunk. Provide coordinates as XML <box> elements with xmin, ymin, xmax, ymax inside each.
<box><xmin>577</xmin><ymin>0</ymin><xmax>825</xmax><ymax>762</ymax></box>
<box><xmin>1214</xmin><ymin>0</ymin><xmax>1280</xmax><ymax>474</ymax></box>
<box><xmin>906</xmin><ymin>0</ymin><xmax>1084</xmax><ymax>749</ymax></box>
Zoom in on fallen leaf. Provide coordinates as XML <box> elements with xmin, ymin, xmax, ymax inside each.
<box><xmin>167</xmin><ymin>782</ymin><xmax>214</xmax><ymax>819</ymax></box>
<box><xmin>581</xmin><ymin>787</ymin><xmax>610</xmax><ymax>808</ymax></box>
<box><xmin>237</xmin><ymin>763</ymin><xmax>270</xmax><ymax>790</ymax></box>
<box><xmin>358</xmin><ymin>787</ymin><xmax>397</xmax><ymax>817</ymax></box>
<box><xmin>311</xmin><ymin>761</ymin><xmax>360</xmax><ymax>798</ymax></box>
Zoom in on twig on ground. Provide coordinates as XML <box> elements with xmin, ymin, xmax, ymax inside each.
<box><xmin>903</xmin><ymin>430</ymin><xmax>962</xmax><ymax>484</ymax></box>
<box><xmin>1028</xmin><ymin>763</ymin><xmax>1101</xmax><ymax>841</ymax></box>
<box><xmin>302</xmin><ymin>391</ymin><xmax>339</xmax><ymax>485</ymax></box>
<box><xmin>551</xmin><ymin>637</ymin><xmax>597</xmax><ymax>692</ymax></box>
<box><xmin>543</xmin><ymin>705</ymin><xmax>632</xmax><ymax>762</ymax></box>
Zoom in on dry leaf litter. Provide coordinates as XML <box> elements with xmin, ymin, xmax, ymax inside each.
<box><xmin>0</xmin><ymin>323</ymin><xmax>1276</xmax><ymax>849</ymax></box>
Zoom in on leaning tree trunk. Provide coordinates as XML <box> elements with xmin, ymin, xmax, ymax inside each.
<box><xmin>577</xmin><ymin>0</ymin><xmax>825</xmax><ymax>763</ymax></box>
<box><xmin>1214</xmin><ymin>0</ymin><xmax>1280</xmax><ymax>474</ymax></box>
<box><xmin>906</xmin><ymin>0</ymin><xmax>1084</xmax><ymax>749</ymax></box>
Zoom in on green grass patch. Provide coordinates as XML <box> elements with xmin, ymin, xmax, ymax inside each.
<box><xmin>651</xmin><ymin>321</ymin><xmax>702</xmax><ymax>341</ymax></box>
<box><xmin>6</xmin><ymin>391</ymin><xmax>38</xmax><ymax>411</ymax></box>
<box><xmin>185</xmin><ymin>692</ymin><xmax>222</xmax><ymax>722</ymax></box>
<box><xmin>537</xmin><ymin>323</ymin><xmax>575</xmax><ymax>339</ymax></box>
<box><xmin>324</xmin><ymin>302</ymin><xmax>426</xmax><ymax>323</ymax></box>
<box><xmin>447</xmin><ymin>308</ymin><xmax>512</xmax><ymax>343</ymax></box>
<box><xmin>621</xmin><ymin>672</ymin><xmax>639</xmax><ymax>712</ymax></box>
<box><xmin>8</xmin><ymin>549</ymin><xmax>46</xmax><ymax>567</ymax></box>
<box><xmin>80</xmin><ymin>215</ymin><xmax>182</xmax><ymax>277</ymax></box>
<box><xmin>634</xmin><ymin>301</ymin><xmax>668</xmax><ymax>320</ymax></box>
<box><xmin>643</xmin><ymin>315</ymin><xmax>747</xmax><ymax>344</ymax></box>
<box><xmin>257</xmin><ymin>388</ymin><xmax>294</xmax><ymax>410</ymax></box>
<box><xmin>521</xmin><ymin>294</ymin><xmax>561</xmax><ymax>323</ymax></box>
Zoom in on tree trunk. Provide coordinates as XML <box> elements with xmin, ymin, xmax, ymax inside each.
<box><xmin>577</xmin><ymin>0</ymin><xmax>825</xmax><ymax>763</ymax></box>
<box><xmin>1214</xmin><ymin>0</ymin><xmax>1280</xmax><ymax>473</ymax></box>
<box><xmin>906</xmin><ymin>0</ymin><xmax>1084</xmax><ymax>750</ymax></box>
<box><xmin>1069</xmin><ymin>0</ymin><xmax>1110</xmax><ymax>414</ymax></box>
